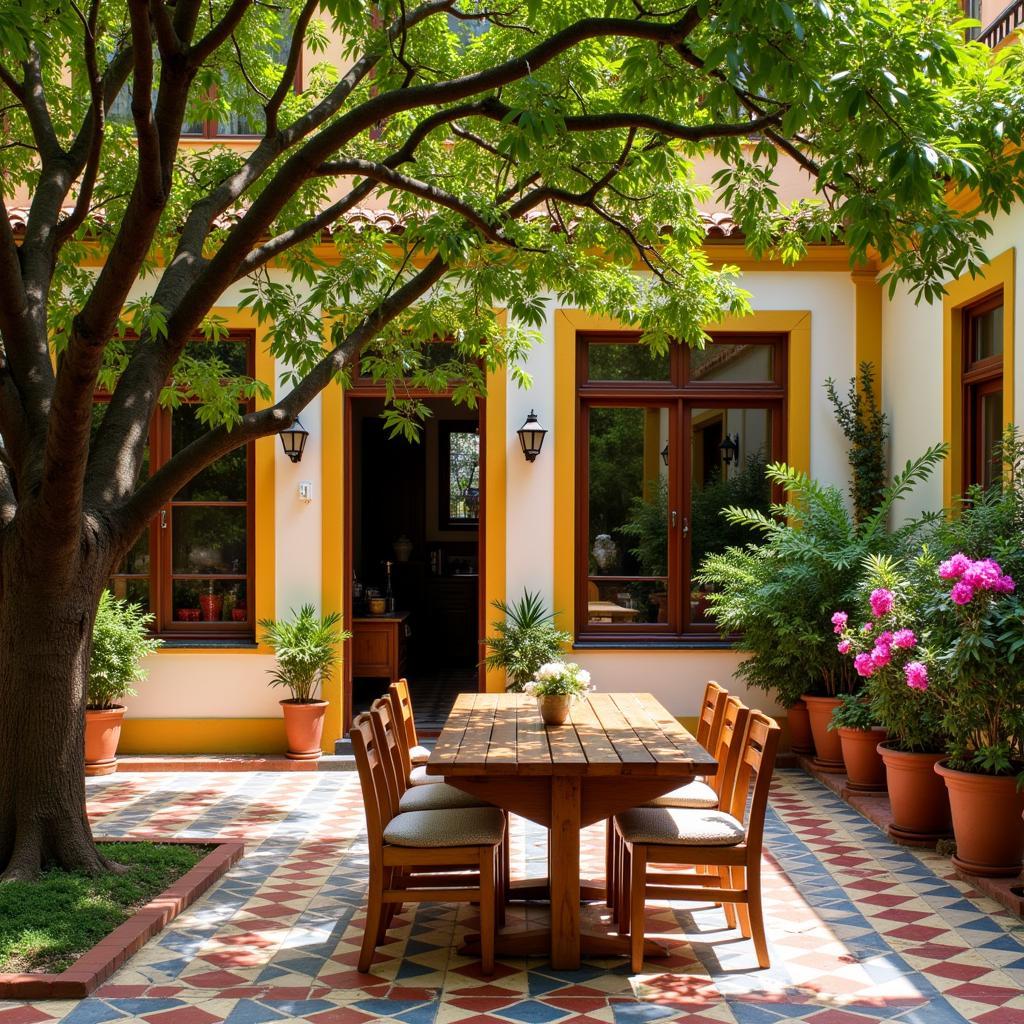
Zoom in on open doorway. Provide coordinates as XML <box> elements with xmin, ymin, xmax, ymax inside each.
<box><xmin>345</xmin><ymin>396</ymin><xmax>484</xmax><ymax>733</ymax></box>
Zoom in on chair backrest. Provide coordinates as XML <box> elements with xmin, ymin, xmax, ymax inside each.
<box><xmin>350</xmin><ymin>712</ymin><xmax>394</xmax><ymax>849</ymax></box>
<box><xmin>389</xmin><ymin>679</ymin><xmax>418</xmax><ymax>776</ymax></box>
<box><xmin>369</xmin><ymin>697</ymin><xmax>407</xmax><ymax>812</ymax></box>
<box><xmin>694</xmin><ymin>681</ymin><xmax>728</xmax><ymax>752</ymax></box>
<box><xmin>725</xmin><ymin>710</ymin><xmax>781</xmax><ymax>852</ymax></box>
<box><xmin>709</xmin><ymin>696</ymin><xmax>750</xmax><ymax>807</ymax></box>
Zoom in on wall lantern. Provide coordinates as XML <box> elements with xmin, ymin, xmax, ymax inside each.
<box><xmin>719</xmin><ymin>432</ymin><xmax>740</xmax><ymax>466</ymax></box>
<box><xmin>279</xmin><ymin>418</ymin><xmax>309</xmax><ymax>463</ymax></box>
<box><xmin>660</xmin><ymin>443</ymin><xmax>669</xmax><ymax>466</ymax></box>
<box><xmin>517</xmin><ymin>410</ymin><xmax>547</xmax><ymax>463</ymax></box>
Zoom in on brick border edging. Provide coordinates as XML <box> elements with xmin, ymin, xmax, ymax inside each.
<box><xmin>0</xmin><ymin>837</ymin><xmax>244</xmax><ymax>1000</ymax></box>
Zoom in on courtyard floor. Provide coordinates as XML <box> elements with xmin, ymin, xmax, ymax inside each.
<box><xmin>3</xmin><ymin>770</ymin><xmax>1024</xmax><ymax>1024</ymax></box>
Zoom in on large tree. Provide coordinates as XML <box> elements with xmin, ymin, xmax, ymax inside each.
<box><xmin>0</xmin><ymin>0</ymin><xmax>1021</xmax><ymax>880</ymax></box>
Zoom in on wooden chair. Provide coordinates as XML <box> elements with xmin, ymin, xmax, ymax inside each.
<box><xmin>389</xmin><ymin>679</ymin><xmax>433</xmax><ymax>785</ymax></box>
<box><xmin>350</xmin><ymin>712</ymin><xmax>505</xmax><ymax>975</ymax></box>
<box><xmin>608</xmin><ymin>695</ymin><xmax>749</xmax><ymax>912</ymax></box>
<box><xmin>613</xmin><ymin>711</ymin><xmax>781</xmax><ymax>971</ymax></box>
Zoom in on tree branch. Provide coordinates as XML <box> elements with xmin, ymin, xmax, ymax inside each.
<box><xmin>264</xmin><ymin>0</ymin><xmax>317</xmax><ymax>135</ymax></box>
<box><xmin>188</xmin><ymin>0</ymin><xmax>253</xmax><ymax>65</ymax></box>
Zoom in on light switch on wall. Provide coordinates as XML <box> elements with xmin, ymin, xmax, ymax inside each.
<box><xmin>298</xmin><ymin>481</ymin><xmax>313</xmax><ymax>503</ymax></box>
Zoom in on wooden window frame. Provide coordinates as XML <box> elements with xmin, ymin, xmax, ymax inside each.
<box><xmin>575</xmin><ymin>332</ymin><xmax>787</xmax><ymax>645</ymax></box>
<box><xmin>962</xmin><ymin>292</ymin><xmax>1004</xmax><ymax>491</ymax></box>
<box><xmin>104</xmin><ymin>332</ymin><xmax>257</xmax><ymax>642</ymax></box>
<box><xmin>438</xmin><ymin>420</ymin><xmax>481</xmax><ymax>530</ymax></box>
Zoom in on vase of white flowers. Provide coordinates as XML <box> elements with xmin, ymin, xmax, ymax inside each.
<box><xmin>525</xmin><ymin>662</ymin><xmax>593</xmax><ymax>725</ymax></box>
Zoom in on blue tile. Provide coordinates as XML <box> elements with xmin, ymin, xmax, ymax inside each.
<box><xmin>610</xmin><ymin>1004</ymin><xmax>685</xmax><ymax>1024</ymax></box>
<box><xmin>223</xmin><ymin>1000</ymin><xmax>289</xmax><ymax>1024</ymax></box>
<box><xmin>494</xmin><ymin>1001</ymin><xmax>571</xmax><ymax>1024</ymax></box>
<box><xmin>257</xmin><ymin>1000</ymin><xmax>337</xmax><ymax>1015</ymax></box>
<box><xmin>61</xmin><ymin>1001</ymin><xmax>129</xmax><ymax>1024</ymax></box>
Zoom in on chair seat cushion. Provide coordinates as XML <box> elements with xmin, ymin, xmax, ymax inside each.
<box><xmin>399</xmin><ymin>782</ymin><xmax>489</xmax><ymax>812</ymax></box>
<box><xmin>383</xmin><ymin>807</ymin><xmax>505</xmax><ymax>848</ymax></box>
<box><xmin>408</xmin><ymin>765</ymin><xmax>437</xmax><ymax>787</ymax></box>
<box><xmin>410</xmin><ymin>744</ymin><xmax>432</xmax><ymax>765</ymax></box>
<box><xmin>643</xmin><ymin>780</ymin><xmax>719</xmax><ymax>810</ymax></box>
<box><xmin>616</xmin><ymin>807</ymin><xmax>745</xmax><ymax>847</ymax></box>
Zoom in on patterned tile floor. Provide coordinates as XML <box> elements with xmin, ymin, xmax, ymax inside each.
<box><xmin>4</xmin><ymin>770</ymin><xmax>1024</xmax><ymax>1024</ymax></box>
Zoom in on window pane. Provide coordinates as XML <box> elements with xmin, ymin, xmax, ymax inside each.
<box><xmin>446</xmin><ymin>429</ymin><xmax>480</xmax><ymax>521</ymax></box>
<box><xmin>981</xmin><ymin>389</ymin><xmax>1003</xmax><ymax>489</ymax></box>
<box><xmin>109</xmin><ymin>576</ymin><xmax>151</xmax><ymax>612</ymax></box>
<box><xmin>970</xmin><ymin>305</ymin><xmax>1003</xmax><ymax>363</ymax></box>
<box><xmin>588</xmin><ymin>343</ymin><xmax>670</xmax><ymax>382</ymax></box>
<box><xmin>587</xmin><ymin>406</ymin><xmax>668</xmax><ymax>625</ymax></box>
<box><xmin>689</xmin><ymin>407</ymin><xmax>773</xmax><ymax>624</ymax></box>
<box><xmin>172</xmin><ymin>507</ymin><xmax>248</xmax><ymax>574</ymax></box>
<box><xmin>187</xmin><ymin>339</ymin><xmax>249</xmax><ymax>376</ymax></box>
<box><xmin>172</xmin><ymin>581</ymin><xmax>248</xmax><ymax>623</ymax></box>
<box><xmin>172</xmin><ymin>405</ymin><xmax>246</xmax><ymax>501</ymax></box>
<box><xmin>689</xmin><ymin>341</ymin><xmax>774</xmax><ymax>383</ymax></box>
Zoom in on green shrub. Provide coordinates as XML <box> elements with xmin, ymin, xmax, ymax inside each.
<box><xmin>87</xmin><ymin>591</ymin><xmax>162</xmax><ymax>710</ymax></box>
<box><xmin>828</xmin><ymin>692</ymin><xmax>879</xmax><ymax>732</ymax></box>
<box><xmin>259</xmin><ymin>605</ymin><xmax>349</xmax><ymax>703</ymax></box>
<box><xmin>484</xmin><ymin>590</ymin><xmax>571</xmax><ymax>692</ymax></box>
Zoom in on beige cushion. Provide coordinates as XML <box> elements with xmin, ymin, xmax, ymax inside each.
<box><xmin>644</xmin><ymin>780</ymin><xmax>719</xmax><ymax>810</ymax></box>
<box><xmin>410</xmin><ymin>744</ymin><xmax>431</xmax><ymax>765</ymax></box>
<box><xmin>383</xmin><ymin>807</ymin><xmax>505</xmax><ymax>848</ymax></box>
<box><xmin>408</xmin><ymin>765</ymin><xmax>437</xmax><ymax>787</ymax></box>
<box><xmin>399</xmin><ymin>782</ymin><xmax>489</xmax><ymax>812</ymax></box>
<box><xmin>616</xmin><ymin>807</ymin><xmax>745</xmax><ymax>847</ymax></box>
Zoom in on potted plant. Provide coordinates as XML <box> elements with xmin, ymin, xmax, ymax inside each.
<box><xmin>523</xmin><ymin>662</ymin><xmax>593</xmax><ymax>726</ymax></box>
<box><xmin>834</xmin><ymin>555</ymin><xmax>951</xmax><ymax>842</ymax></box>
<box><xmin>86</xmin><ymin>591</ymin><xmax>163</xmax><ymax>776</ymax></box>
<box><xmin>484</xmin><ymin>590</ymin><xmax>571</xmax><ymax>692</ymax></box>
<box><xmin>259</xmin><ymin>605</ymin><xmax>349</xmax><ymax>761</ymax></box>
<box><xmin>828</xmin><ymin>693</ymin><xmax>887</xmax><ymax>792</ymax></box>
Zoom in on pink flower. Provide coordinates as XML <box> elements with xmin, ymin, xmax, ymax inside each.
<box><xmin>837</xmin><ymin>640</ymin><xmax>852</xmax><ymax>654</ymax></box>
<box><xmin>870</xmin><ymin>588</ymin><xmax>895</xmax><ymax>618</ymax></box>
<box><xmin>995</xmin><ymin>574</ymin><xmax>1017</xmax><ymax>594</ymax></box>
<box><xmin>862</xmin><ymin>621</ymin><xmax>874</xmax><ymax>633</ymax></box>
<box><xmin>854</xmin><ymin>652</ymin><xmax>875</xmax><ymax>678</ymax></box>
<box><xmin>904</xmin><ymin>661</ymin><xmax>929</xmax><ymax>691</ymax></box>
<box><xmin>964</xmin><ymin>559</ymin><xmax>1003</xmax><ymax>591</ymax></box>
<box><xmin>939</xmin><ymin>552</ymin><xmax>971</xmax><ymax>580</ymax></box>
<box><xmin>892</xmin><ymin>628</ymin><xmax>917</xmax><ymax>649</ymax></box>
<box><xmin>831</xmin><ymin>611</ymin><xmax>848</xmax><ymax>634</ymax></box>
<box><xmin>878</xmin><ymin>631</ymin><xmax>894</xmax><ymax>646</ymax></box>
<box><xmin>950</xmin><ymin>580</ymin><xmax>975</xmax><ymax>605</ymax></box>
<box><xmin>871</xmin><ymin>644</ymin><xmax>892</xmax><ymax>668</ymax></box>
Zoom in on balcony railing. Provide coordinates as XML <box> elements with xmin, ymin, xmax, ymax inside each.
<box><xmin>978</xmin><ymin>0</ymin><xmax>1024</xmax><ymax>46</ymax></box>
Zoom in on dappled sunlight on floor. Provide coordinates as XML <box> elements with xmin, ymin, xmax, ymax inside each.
<box><xmin>4</xmin><ymin>769</ymin><xmax>1024</xmax><ymax>1024</ymax></box>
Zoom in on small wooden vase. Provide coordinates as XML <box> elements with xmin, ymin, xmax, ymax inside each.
<box><xmin>538</xmin><ymin>695</ymin><xmax>572</xmax><ymax>726</ymax></box>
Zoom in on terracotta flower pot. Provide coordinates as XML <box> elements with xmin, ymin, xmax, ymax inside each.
<box><xmin>538</xmin><ymin>695</ymin><xmax>572</xmax><ymax>726</ymax></box>
<box><xmin>935</xmin><ymin>760</ymin><xmax>1024</xmax><ymax>877</ymax></box>
<box><xmin>84</xmin><ymin>705</ymin><xmax>126</xmax><ymax>776</ymax></box>
<box><xmin>837</xmin><ymin>727</ymin><xmax>887</xmax><ymax>792</ymax></box>
<box><xmin>787</xmin><ymin>700</ymin><xmax>814</xmax><ymax>755</ymax></box>
<box><xmin>802</xmin><ymin>694</ymin><xmax>845</xmax><ymax>772</ymax></box>
<box><xmin>200</xmin><ymin>593</ymin><xmax>224</xmax><ymax>622</ymax></box>
<box><xmin>878</xmin><ymin>743</ymin><xmax>952</xmax><ymax>844</ymax></box>
<box><xmin>281</xmin><ymin>699</ymin><xmax>328</xmax><ymax>761</ymax></box>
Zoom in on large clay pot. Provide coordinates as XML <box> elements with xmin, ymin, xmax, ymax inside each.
<box><xmin>935</xmin><ymin>760</ymin><xmax>1024</xmax><ymax>877</ymax></box>
<box><xmin>802</xmin><ymin>694</ymin><xmax>844</xmax><ymax>772</ymax></box>
<box><xmin>787</xmin><ymin>700</ymin><xmax>814</xmax><ymax>755</ymax></box>
<box><xmin>878</xmin><ymin>744</ymin><xmax>951</xmax><ymax>844</ymax></box>
<box><xmin>837</xmin><ymin>727</ymin><xmax>887</xmax><ymax>791</ymax></box>
<box><xmin>85</xmin><ymin>706</ymin><xmax>126</xmax><ymax>776</ymax></box>
<box><xmin>538</xmin><ymin>695</ymin><xmax>571</xmax><ymax>726</ymax></box>
<box><xmin>281</xmin><ymin>699</ymin><xmax>328</xmax><ymax>761</ymax></box>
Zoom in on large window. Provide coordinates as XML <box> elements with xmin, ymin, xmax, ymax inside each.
<box><xmin>962</xmin><ymin>294</ymin><xmax>1004</xmax><ymax>490</ymax></box>
<box><xmin>577</xmin><ymin>333</ymin><xmax>786</xmax><ymax>642</ymax></box>
<box><xmin>439</xmin><ymin>422</ymin><xmax>480</xmax><ymax>528</ymax></box>
<box><xmin>97</xmin><ymin>335</ymin><xmax>256</xmax><ymax>641</ymax></box>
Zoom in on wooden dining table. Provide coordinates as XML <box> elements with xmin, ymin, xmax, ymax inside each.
<box><xmin>426</xmin><ymin>691</ymin><xmax>717</xmax><ymax>969</ymax></box>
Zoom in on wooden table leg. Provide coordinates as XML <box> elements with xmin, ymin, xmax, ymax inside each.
<box><xmin>549</xmin><ymin>776</ymin><xmax>581</xmax><ymax>969</ymax></box>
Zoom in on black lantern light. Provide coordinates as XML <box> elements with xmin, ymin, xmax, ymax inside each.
<box><xmin>719</xmin><ymin>432</ymin><xmax>740</xmax><ymax>466</ymax></box>
<box><xmin>660</xmin><ymin>442</ymin><xmax>669</xmax><ymax>466</ymax></box>
<box><xmin>279</xmin><ymin>418</ymin><xmax>309</xmax><ymax>463</ymax></box>
<box><xmin>517</xmin><ymin>410</ymin><xmax>547</xmax><ymax>463</ymax></box>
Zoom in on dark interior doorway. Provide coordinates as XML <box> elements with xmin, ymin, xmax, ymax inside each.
<box><xmin>347</xmin><ymin>397</ymin><xmax>483</xmax><ymax>732</ymax></box>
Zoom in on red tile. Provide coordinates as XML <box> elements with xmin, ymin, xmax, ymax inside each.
<box><xmin>142</xmin><ymin>1009</ymin><xmax>222</xmax><ymax>1024</ymax></box>
<box><xmin>924</xmin><ymin>962</ymin><xmax>993</xmax><ymax>982</ymax></box>
<box><xmin>946</xmin><ymin>982</ymin><xmax>1023</xmax><ymax>1006</ymax></box>
<box><xmin>0</xmin><ymin>1009</ymin><xmax>54</xmax><ymax>1024</ymax></box>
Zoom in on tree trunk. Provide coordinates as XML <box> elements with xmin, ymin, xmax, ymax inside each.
<box><xmin>0</xmin><ymin>530</ymin><xmax>112</xmax><ymax>882</ymax></box>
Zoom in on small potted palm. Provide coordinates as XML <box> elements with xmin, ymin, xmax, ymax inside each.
<box><xmin>86</xmin><ymin>591</ymin><xmax>162</xmax><ymax>776</ymax></box>
<box><xmin>484</xmin><ymin>590</ymin><xmax>571</xmax><ymax>692</ymax></box>
<box><xmin>260</xmin><ymin>605</ymin><xmax>349</xmax><ymax>760</ymax></box>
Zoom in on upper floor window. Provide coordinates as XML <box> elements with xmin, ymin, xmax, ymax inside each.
<box><xmin>962</xmin><ymin>294</ymin><xmax>1004</xmax><ymax>490</ymax></box>
<box><xmin>95</xmin><ymin>334</ymin><xmax>256</xmax><ymax>642</ymax></box>
<box><xmin>440</xmin><ymin>422</ymin><xmax>480</xmax><ymax>528</ymax></box>
<box><xmin>577</xmin><ymin>334</ymin><xmax>786</xmax><ymax>643</ymax></box>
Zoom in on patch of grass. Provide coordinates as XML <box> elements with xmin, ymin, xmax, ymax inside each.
<box><xmin>0</xmin><ymin>841</ymin><xmax>210</xmax><ymax>975</ymax></box>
